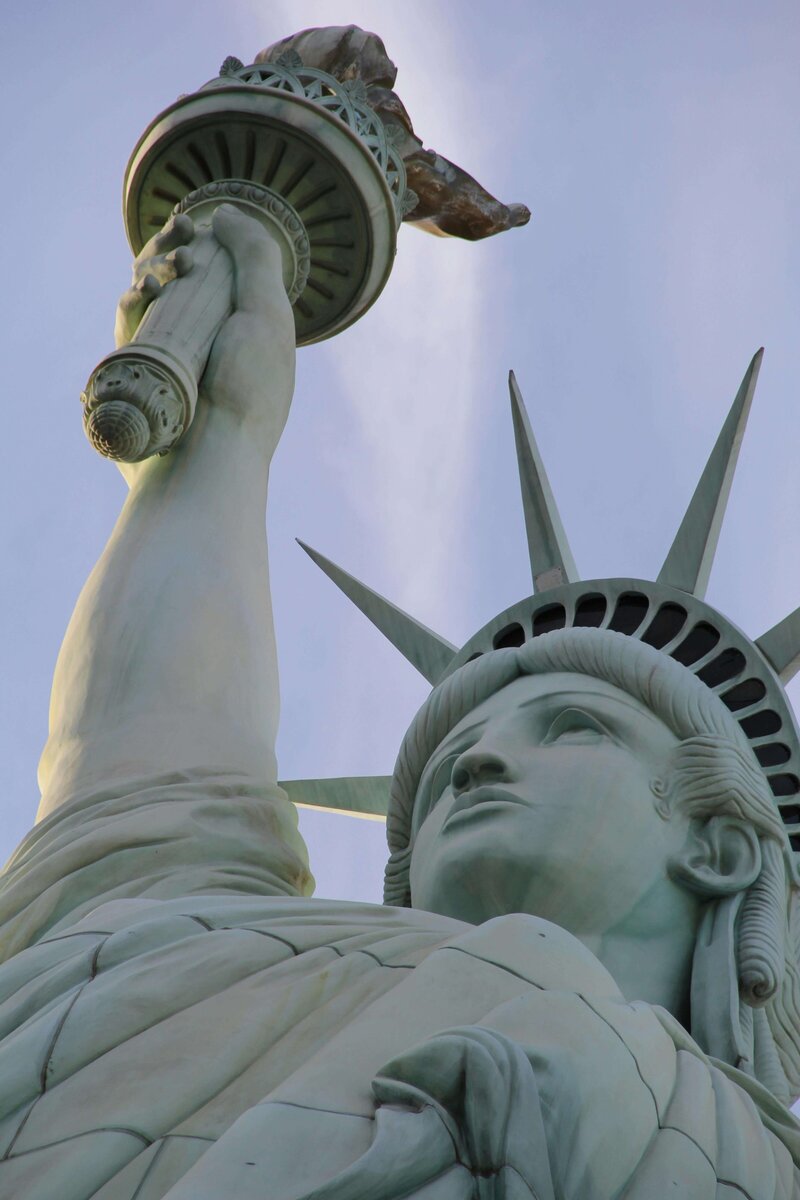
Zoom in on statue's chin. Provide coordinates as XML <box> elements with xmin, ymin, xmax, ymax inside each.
<box><xmin>411</xmin><ymin>852</ymin><xmax>524</xmax><ymax>927</ymax></box>
<box><xmin>410</xmin><ymin>811</ymin><xmax>568</xmax><ymax>926</ymax></box>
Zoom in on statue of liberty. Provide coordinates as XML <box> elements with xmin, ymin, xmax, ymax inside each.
<box><xmin>2</xmin><ymin>26</ymin><xmax>800</xmax><ymax>1199</ymax></box>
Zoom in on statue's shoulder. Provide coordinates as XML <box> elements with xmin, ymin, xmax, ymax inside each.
<box><xmin>11</xmin><ymin>892</ymin><xmax>469</xmax><ymax>967</ymax></box>
<box><xmin>437</xmin><ymin>911</ymin><xmax>623</xmax><ymax>998</ymax></box>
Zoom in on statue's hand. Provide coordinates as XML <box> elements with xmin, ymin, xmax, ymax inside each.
<box><xmin>200</xmin><ymin>204</ymin><xmax>296</xmax><ymax>454</ymax></box>
<box><xmin>115</xmin><ymin>205</ymin><xmax>295</xmax><ymax>479</ymax></box>
<box><xmin>114</xmin><ymin>212</ymin><xmax>197</xmax><ymax>350</ymax></box>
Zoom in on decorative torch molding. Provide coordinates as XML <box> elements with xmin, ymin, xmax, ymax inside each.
<box><xmin>210</xmin><ymin>52</ymin><xmax>417</xmax><ymax>224</ymax></box>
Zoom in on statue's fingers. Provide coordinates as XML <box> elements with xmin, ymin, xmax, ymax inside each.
<box><xmin>115</xmin><ymin>305</ymin><xmax>139</xmax><ymax>348</ymax></box>
<box><xmin>115</xmin><ymin>275</ymin><xmax>161</xmax><ymax>345</ymax></box>
<box><xmin>132</xmin><ymin>215</ymin><xmax>195</xmax><ymax>280</ymax></box>
<box><xmin>116</xmin><ymin>288</ymin><xmax>147</xmax><ymax>338</ymax></box>
<box><xmin>137</xmin><ymin>213</ymin><xmax>195</xmax><ymax>262</ymax></box>
<box><xmin>136</xmin><ymin>273</ymin><xmax>162</xmax><ymax>303</ymax></box>
<box><xmin>168</xmin><ymin>244</ymin><xmax>194</xmax><ymax>277</ymax></box>
<box><xmin>131</xmin><ymin>243</ymin><xmax>193</xmax><ymax>289</ymax></box>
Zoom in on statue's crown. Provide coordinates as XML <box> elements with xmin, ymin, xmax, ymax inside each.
<box><xmin>299</xmin><ymin>352</ymin><xmax>800</xmax><ymax>851</ymax></box>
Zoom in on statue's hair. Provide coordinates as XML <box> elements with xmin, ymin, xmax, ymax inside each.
<box><xmin>383</xmin><ymin>627</ymin><xmax>800</xmax><ymax>1102</ymax></box>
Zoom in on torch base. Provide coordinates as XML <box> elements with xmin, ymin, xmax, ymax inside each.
<box><xmin>82</xmin><ymin>346</ymin><xmax>196</xmax><ymax>463</ymax></box>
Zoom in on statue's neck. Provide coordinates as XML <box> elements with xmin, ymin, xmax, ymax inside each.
<box><xmin>576</xmin><ymin>886</ymin><xmax>701</xmax><ymax>1027</ymax></box>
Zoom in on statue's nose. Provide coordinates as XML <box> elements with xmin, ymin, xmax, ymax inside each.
<box><xmin>451</xmin><ymin>747</ymin><xmax>513</xmax><ymax>794</ymax></box>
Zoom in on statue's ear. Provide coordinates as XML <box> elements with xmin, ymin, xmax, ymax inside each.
<box><xmin>669</xmin><ymin>815</ymin><xmax>761</xmax><ymax>897</ymax></box>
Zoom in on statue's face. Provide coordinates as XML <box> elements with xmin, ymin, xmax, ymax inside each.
<box><xmin>409</xmin><ymin>672</ymin><xmax>689</xmax><ymax>934</ymax></box>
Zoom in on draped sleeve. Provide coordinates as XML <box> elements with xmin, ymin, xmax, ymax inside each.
<box><xmin>0</xmin><ymin>769</ymin><xmax>312</xmax><ymax>961</ymax></box>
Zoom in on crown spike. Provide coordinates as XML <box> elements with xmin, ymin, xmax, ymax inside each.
<box><xmin>657</xmin><ymin>349</ymin><xmax>763</xmax><ymax>598</ymax></box>
<box><xmin>509</xmin><ymin>370</ymin><xmax>579</xmax><ymax>592</ymax></box>
<box><xmin>756</xmin><ymin>607</ymin><xmax>800</xmax><ymax>684</ymax></box>
<box><xmin>296</xmin><ymin>541</ymin><xmax>457</xmax><ymax>685</ymax></box>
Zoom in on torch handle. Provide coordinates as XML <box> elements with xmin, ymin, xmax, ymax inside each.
<box><xmin>81</xmin><ymin>222</ymin><xmax>234</xmax><ymax>463</ymax></box>
<box><xmin>134</xmin><ymin>225</ymin><xmax>234</xmax><ymax>379</ymax></box>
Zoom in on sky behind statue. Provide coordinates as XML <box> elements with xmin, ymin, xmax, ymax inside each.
<box><xmin>1</xmin><ymin>0</ymin><xmax>799</xmax><ymax>913</ymax></box>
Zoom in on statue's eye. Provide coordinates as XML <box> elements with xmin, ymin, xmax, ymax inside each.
<box><xmin>542</xmin><ymin>708</ymin><xmax>611</xmax><ymax>746</ymax></box>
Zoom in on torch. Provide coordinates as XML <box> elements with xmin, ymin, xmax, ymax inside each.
<box><xmin>81</xmin><ymin>50</ymin><xmax>416</xmax><ymax>462</ymax></box>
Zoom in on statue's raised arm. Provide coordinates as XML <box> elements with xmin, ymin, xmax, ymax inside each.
<box><xmin>39</xmin><ymin>206</ymin><xmax>295</xmax><ymax>816</ymax></box>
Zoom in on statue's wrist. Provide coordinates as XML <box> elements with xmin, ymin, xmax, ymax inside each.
<box><xmin>119</xmin><ymin>402</ymin><xmax>275</xmax><ymax>496</ymax></box>
<box><xmin>184</xmin><ymin>401</ymin><xmax>279</xmax><ymax>467</ymax></box>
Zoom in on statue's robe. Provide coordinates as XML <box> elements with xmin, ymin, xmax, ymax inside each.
<box><xmin>1</xmin><ymin>771</ymin><xmax>799</xmax><ymax>1199</ymax></box>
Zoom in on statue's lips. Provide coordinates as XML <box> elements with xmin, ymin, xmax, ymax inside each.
<box><xmin>445</xmin><ymin>786</ymin><xmax>527</xmax><ymax>823</ymax></box>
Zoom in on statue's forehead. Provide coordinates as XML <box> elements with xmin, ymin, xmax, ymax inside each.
<box><xmin>444</xmin><ymin>671</ymin><xmax>675</xmax><ymax>741</ymax></box>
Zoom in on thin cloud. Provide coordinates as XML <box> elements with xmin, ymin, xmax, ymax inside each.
<box><xmin>254</xmin><ymin>3</ymin><xmax>486</xmax><ymax>636</ymax></box>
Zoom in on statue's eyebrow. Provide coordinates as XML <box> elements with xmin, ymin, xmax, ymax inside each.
<box><xmin>515</xmin><ymin>688</ymin><xmax>645</xmax><ymax>717</ymax></box>
<box><xmin>435</xmin><ymin>718</ymin><xmax>488</xmax><ymax>755</ymax></box>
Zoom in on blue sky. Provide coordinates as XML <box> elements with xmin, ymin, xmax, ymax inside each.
<box><xmin>1</xmin><ymin>1</ymin><xmax>799</xmax><ymax>910</ymax></box>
